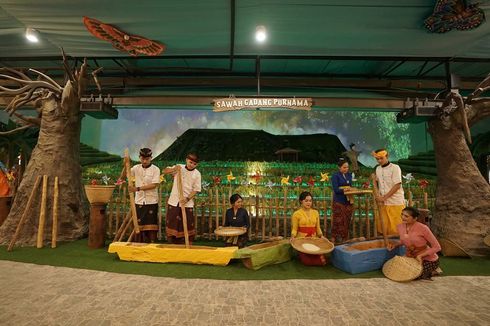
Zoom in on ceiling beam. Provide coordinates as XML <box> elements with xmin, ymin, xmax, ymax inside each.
<box><xmin>0</xmin><ymin>76</ymin><xmax>480</xmax><ymax>90</ymax></box>
<box><xmin>1</xmin><ymin>55</ymin><xmax>489</xmax><ymax>63</ymax></box>
<box><xmin>109</xmin><ymin>95</ymin><xmax>433</xmax><ymax>111</ymax></box>
<box><xmin>0</xmin><ymin>94</ymin><xmax>443</xmax><ymax>111</ymax></box>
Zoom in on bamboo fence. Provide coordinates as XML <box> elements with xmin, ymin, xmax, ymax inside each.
<box><xmin>105</xmin><ymin>184</ymin><xmax>435</xmax><ymax>242</ymax></box>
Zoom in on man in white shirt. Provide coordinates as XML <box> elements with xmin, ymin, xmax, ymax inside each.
<box><xmin>128</xmin><ymin>148</ymin><xmax>160</xmax><ymax>243</ymax></box>
<box><xmin>163</xmin><ymin>152</ymin><xmax>201</xmax><ymax>244</ymax></box>
<box><xmin>372</xmin><ymin>148</ymin><xmax>405</xmax><ymax>235</ymax></box>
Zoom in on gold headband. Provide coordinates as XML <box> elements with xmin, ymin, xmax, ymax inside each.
<box><xmin>371</xmin><ymin>150</ymin><xmax>388</xmax><ymax>159</ymax></box>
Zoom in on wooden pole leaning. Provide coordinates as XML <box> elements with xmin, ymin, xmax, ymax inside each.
<box><xmin>176</xmin><ymin>167</ymin><xmax>190</xmax><ymax>248</ymax></box>
<box><xmin>124</xmin><ymin>149</ymin><xmax>140</xmax><ymax>235</ymax></box>
<box><xmin>8</xmin><ymin>176</ymin><xmax>42</xmax><ymax>251</ymax></box>
<box><xmin>157</xmin><ymin>184</ymin><xmax>162</xmax><ymax>240</ymax></box>
<box><xmin>51</xmin><ymin>176</ymin><xmax>59</xmax><ymax>248</ymax></box>
<box><xmin>371</xmin><ymin>174</ymin><xmax>388</xmax><ymax>247</ymax></box>
<box><xmin>116</xmin><ymin>212</ymin><xmax>132</xmax><ymax>242</ymax></box>
<box><xmin>36</xmin><ymin>175</ymin><xmax>49</xmax><ymax>248</ymax></box>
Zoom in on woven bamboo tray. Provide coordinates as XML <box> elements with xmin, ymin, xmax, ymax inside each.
<box><xmin>291</xmin><ymin>237</ymin><xmax>334</xmax><ymax>255</ymax></box>
<box><xmin>439</xmin><ymin>238</ymin><xmax>471</xmax><ymax>257</ymax></box>
<box><xmin>214</xmin><ymin>226</ymin><xmax>247</xmax><ymax>237</ymax></box>
<box><xmin>343</xmin><ymin>189</ymin><xmax>373</xmax><ymax>195</ymax></box>
<box><xmin>484</xmin><ymin>235</ymin><xmax>490</xmax><ymax>247</ymax></box>
<box><xmin>382</xmin><ymin>255</ymin><xmax>422</xmax><ymax>282</ymax></box>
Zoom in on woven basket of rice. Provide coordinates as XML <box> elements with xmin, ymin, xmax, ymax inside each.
<box><xmin>214</xmin><ymin>226</ymin><xmax>247</xmax><ymax>237</ymax></box>
<box><xmin>382</xmin><ymin>255</ymin><xmax>423</xmax><ymax>282</ymax></box>
<box><xmin>291</xmin><ymin>237</ymin><xmax>334</xmax><ymax>255</ymax></box>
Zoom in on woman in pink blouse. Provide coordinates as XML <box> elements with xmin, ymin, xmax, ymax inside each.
<box><xmin>387</xmin><ymin>206</ymin><xmax>442</xmax><ymax>280</ymax></box>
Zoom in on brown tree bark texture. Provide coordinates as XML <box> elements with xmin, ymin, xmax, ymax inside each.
<box><xmin>0</xmin><ymin>82</ymin><xmax>90</xmax><ymax>246</ymax></box>
<box><xmin>429</xmin><ymin>120</ymin><xmax>490</xmax><ymax>256</ymax></box>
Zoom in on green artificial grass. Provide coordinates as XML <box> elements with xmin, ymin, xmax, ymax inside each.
<box><xmin>1</xmin><ymin>239</ymin><xmax>489</xmax><ymax>280</ymax></box>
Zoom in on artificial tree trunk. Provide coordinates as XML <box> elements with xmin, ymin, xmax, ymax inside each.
<box><xmin>429</xmin><ymin>120</ymin><xmax>490</xmax><ymax>255</ymax></box>
<box><xmin>427</xmin><ymin>80</ymin><xmax>490</xmax><ymax>256</ymax></box>
<box><xmin>0</xmin><ymin>60</ymin><xmax>91</xmax><ymax>246</ymax></box>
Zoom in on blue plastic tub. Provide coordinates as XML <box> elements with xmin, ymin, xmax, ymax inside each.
<box><xmin>331</xmin><ymin>239</ymin><xmax>405</xmax><ymax>274</ymax></box>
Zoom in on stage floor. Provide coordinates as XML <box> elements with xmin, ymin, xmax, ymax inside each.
<box><xmin>1</xmin><ymin>260</ymin><xmax>488</xmax><ymax>325</ymax></box>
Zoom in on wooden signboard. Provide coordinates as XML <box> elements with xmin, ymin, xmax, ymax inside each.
<box><xmin>213</xmin><ymin>97</ymin><xmax>312</xmax><ymax>112</ymax></box>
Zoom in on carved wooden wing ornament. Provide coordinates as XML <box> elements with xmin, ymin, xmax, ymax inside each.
<box><xmin>424</xmin><ymin>0</ymin><xmax>485</xmax><ymax>33</ymax></box>
<box><xmin>83</xmin><ymin>16</ymin><xmax>166</xmax><ymax>56</ymax></box>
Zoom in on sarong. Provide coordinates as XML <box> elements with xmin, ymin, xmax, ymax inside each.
<box><xmin>376</xmin><ymin>204</ymin><xmax>404</xmax><ymax>235</ymax></box>
<box><xmin>331</xmin><ymin>201</ymin><xmax>354</xmax><ymax>242</ymax></box>
<box><xmin>418</xmin><ymin>259</ymin><xmax>440</xmax><ymax>280</ymax></box>
<box><xmin>165</xmin><ymin>204</ymin><xmax>196</xmax><ymax>243</ymax></box>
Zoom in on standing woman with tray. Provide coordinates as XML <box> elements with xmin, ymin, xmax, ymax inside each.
<box><xmin>291</xmin><ymin>191</ymin><xmax>326</xmax><ymax>266</ymax></box>
<box><xmin>223</xmin><ymin>193</ymin><xmax>249</xmax><ymax>248</ymax></box>
<box><xmin>330</xmin><ymin>158</ymin><xmax>354</xmax><ymax>244</ymax></box>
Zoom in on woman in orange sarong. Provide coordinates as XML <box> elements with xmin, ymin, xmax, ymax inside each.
<box><xmin>291</xmin><ymin>191</ymin><xmax>326</xmax><ymax>266</ymax></box>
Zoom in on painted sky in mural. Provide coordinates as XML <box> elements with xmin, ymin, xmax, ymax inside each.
<box><xmin>98</xmin><ymin>109</ymin><xmax>411</xmax><ymax>166</ymax></box>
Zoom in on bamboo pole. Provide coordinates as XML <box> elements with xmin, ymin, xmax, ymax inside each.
<box><xmin>118</xmin><ymin>213</ymin><xmax>133</xmax><ymax>242</ymax></box>
<box><xmin>267</xmin><ymin>198</ymin><xmax>272</xmax><ymax>239</ymax></box>
<box><xmin>194</xmin><ymin>199</ymin><xmax>198</xmax><ymax>237</ymax></box>
<box><xmin>283</xmin><ymin>187</ymin><xmax>288</xmax><ymax>237</ymax></box>
<box><xmin>127</xmin><ymin>229</ymin><xmax>135</xmax><ymax>242</ymax></box>
<box><xmin>117</xmin><ymin>157</ymin><xmax>127</xmax><ymax>237</ymax></box>
<box><xmin>121</xmin><ymin>185</ymin><xmax>127</xmax><ymax>228</ymax></box>
<box><xmin>114</xmin><ymin>211</ymin><xmax>131</xmax><ymax>242</ymax></box>
<box><xmin>261</xmin><ymin>200</ymin><xmax>266</xmax><ymax>241</ymax></box>
<box><xmin>222</xmin><ymin>191</ymin><xmax>226</xmax><ymax>226</ymax></box>
<box><xmin>423</xmin><ymin>192</ymin><xmax>429</xmax><ymax>209</ymax></box>
<box><xmin>371</xmin><ymin>174</ymin><xmax>387</xmax><ymax>247</ymax></box>
<box><xmin>352</xmin><ymin>195</ymin><xmax>357</xmax><ymax>239</ymax></box>
<box><xmin>362</xmin><ymin>195</ymin><xmax>368</xmax><ymax>239</ymax></box>
<box><xmin>107</xmin><ymin>197</ymin><xmax>114</xmax><ymax>237</ymax></box>
<box><xmin>157</xmin><ymin>184</ymin><xmax>162</xmax><ymax>240</ymax></box>
<box><xmin>208</xmin><ymin>189</ymin><xmax>213</xmax><ymax>239</ymax></box>
<box><xmin>36</xmin><ymin>175</ymin><xmax>48</xmax><ymax>249</ymax></box>
<box><xmin>366</xmin><ymin>197</ymin><xmax>371</xmax><ymax>239</ymax></box>
<box><xmin>329</xmin><ymin>194</ymin><xmax>334</xmax><ymax>241</ymax></box>
<box><xmin>215</xmin><ymin>187</ymin><xmax>219</xmax><ymax>240</ymax></box>
<box><xmin>200</xmin><ymin>202</ymin><xmax>205</xmax><ymax>239</ymax></box>
<box><xmin>246</xmin><ymin>200</ymin><xmax>252</xmax><ymax>239</ymax></box>
<box><xmin>408</xmin><ymin>190</ymin><xmax>413</xmax><ymax>206</ymax></box>
<box><xmin>255</xmin><ymin>195</ymin><xmax>259</xmax><ymax>240</ymax></box>
<box><xmin>51</xmin><ymin>176</ymin><xmax>59</xmax><ymax>248</ymax></box>
<box><xmin>275</xmin><ymin>195</ymin><xmax>279</xmax><ymax>237</ymax></box>
<box><xmin>114</xmin><ymin>190</ymin><xmax>121</xmax><ymax>237</ymax></box>
<box><xmin>8</xmin><ymin>176</ymin><xmax>42</xmax><ymax>251</ymax></box>
<box><xmin>124</xmin><ymin>149</ymin><xmax>140</xmax><ymax>234</ymax></box>
<box><xmin>322</xmin><ymin>188</ymin><xmax>327</xmax><ymax>236</ymax></box>
<box><xmin>176</xmin><ymin>167</ymin><xmax>190</xmax><ymax>248</ymax></box>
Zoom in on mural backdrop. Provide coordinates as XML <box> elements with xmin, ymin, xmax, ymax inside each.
<box><xmin>81</xmin><ymin>109</ymin><xmax>431</xmax><ymax>166</ymax></box>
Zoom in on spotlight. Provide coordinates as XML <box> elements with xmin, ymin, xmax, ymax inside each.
<box><xmin>25</xmin><ymin>28</ymin><xmax>40</xmax><ymax>43</ymax></box>
<box><xmin>255</xmin><ymin>25</ymin><xmax>267</xmax><ymax>43</ymax></box>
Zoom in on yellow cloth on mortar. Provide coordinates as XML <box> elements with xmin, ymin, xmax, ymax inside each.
<box><xmin>108</xmin><ymin>242</ymin><xmax>238</xmax><ymax>266</ymax></box>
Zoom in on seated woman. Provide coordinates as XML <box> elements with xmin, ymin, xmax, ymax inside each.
<box><xmin>224</xmin><ymin>193</ymin><xmax>249</xmax><ymax>248</ymax></box>
<box><xmin>331</xmin><ymin>158</ymin><xmax>354</xmax><ymax>244</ymax></box>
<box><xmin>387</xmin><ymin>206</ymin><xmax>442</xmax><ymax>280</ymax></box>
<box><xmin>291</xmin><ymin>191</ymin><xmax>326</xmax><ymax>266</ymax></box>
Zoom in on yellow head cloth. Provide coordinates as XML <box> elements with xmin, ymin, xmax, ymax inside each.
<box><xmin>371</xmin><ymin>150</ymin><xmax>388</xmax><ymax>159</ymax></box>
